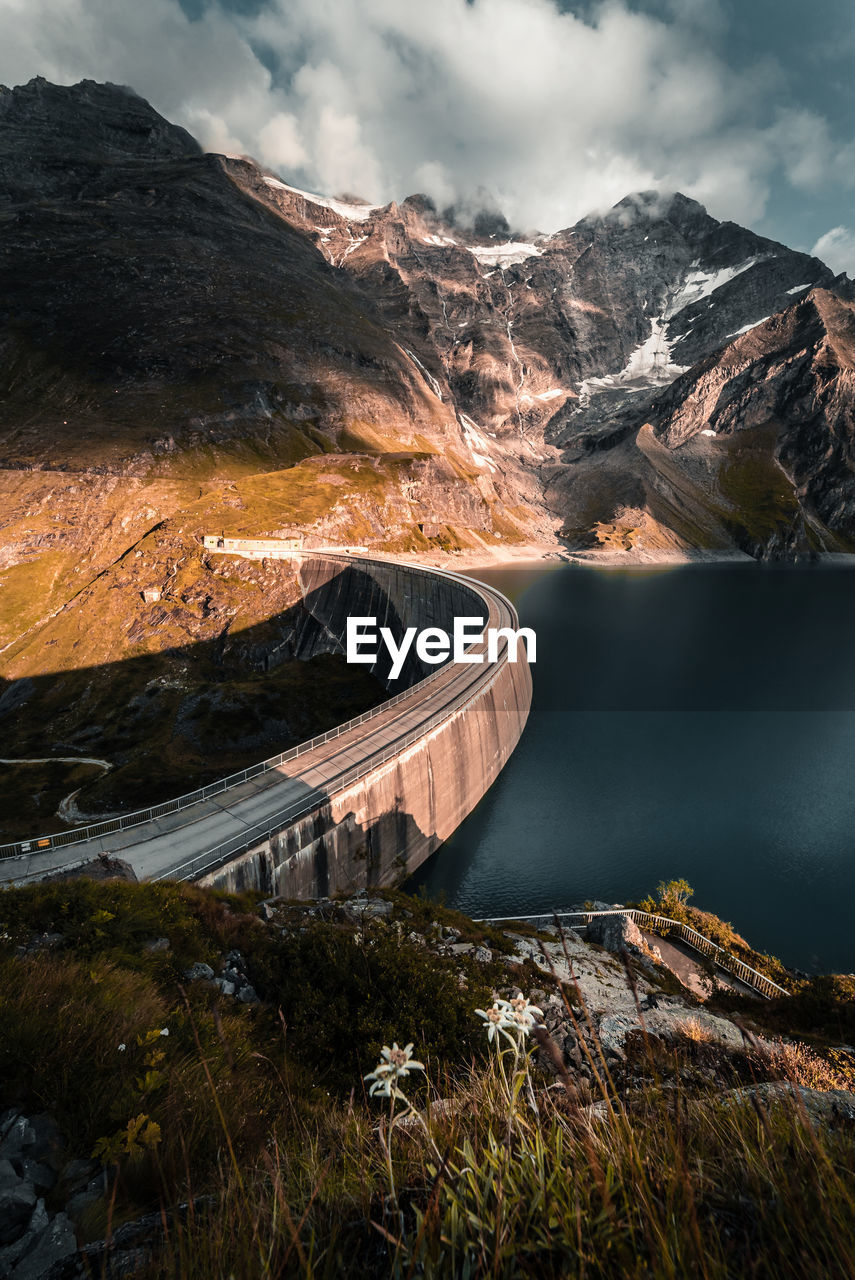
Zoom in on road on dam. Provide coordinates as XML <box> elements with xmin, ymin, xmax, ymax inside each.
<box><xmin>0</xmin><ymin>554</ymin><xmax>526</xmax><ymax>886</ymax></box>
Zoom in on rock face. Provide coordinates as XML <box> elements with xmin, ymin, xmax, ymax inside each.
<box><xmin>0</xmin><ymin>1110</ymin><xmax>78</xmax><ymax>1280</ymax></box>
<box><xmin>0</xmin><ymin>77</ymin><xmax>551</xmax><ymax>551</ymax></box>
<box><xmin>584</xmin><ymin>913</ymin><xmax>644</xmax><ymax>953</ymax></box>
<box><xmin>244</xmin><ymin>173</ymin><xmax>850</xmax><ymax>558</ymax></box>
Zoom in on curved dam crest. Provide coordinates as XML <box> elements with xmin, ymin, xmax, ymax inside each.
<box><xmin>1</xmin><ymin>550</ymin><xmax>532</xmax><ymax>897</ymax></box>
<box><xmin>199</xmin><ymin>550</ymin><xmax>532</xmax><ymax>897</ymax></box>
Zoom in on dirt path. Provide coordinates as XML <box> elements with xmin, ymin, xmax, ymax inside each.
<box><xmin>0</xmin><ymin>757</ymin><xmax>113</xmax><ymax>828</ymax></box>
<box><xmin>641</xmin><ymin>930</ymin><xmax>748</xmax><ymax>1000</ymax></box>
<box><xmin>0</xmin><ymin>756</ymin><xmax>111</xmax><ymax>768</ymax></box>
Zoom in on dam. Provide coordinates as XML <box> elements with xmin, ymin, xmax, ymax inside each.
<box><xmin>0</xmin><ymin>548</ymin><xmax>532</xmax><ymax>897</ymax></box>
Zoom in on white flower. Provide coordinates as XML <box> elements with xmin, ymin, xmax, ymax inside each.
<box><xmin>159</xmin><ymin>1028</ymin><xmax>169</xmax><ymax>1037</ymax></box>
<box><xmin>475</xmin><ymin>1000</ymin><xmax>514</xmax><ymax>1043</ymax></box>
<box><xmin>117</xmin><ymin>1043</ymin><xmax>126</xmax><ymax>1052</ymax></box>
<box><xmin>508</xmin><ymin>993</ymin><xmax>544</xmax><ymax>1035</ymax></box>
<box><xmin>364</xmin><ymin>1042</ymin><xmax>425</xmax><ymax>1098</ymax></box>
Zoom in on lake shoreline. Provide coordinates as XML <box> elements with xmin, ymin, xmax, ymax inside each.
<box><xmin>409</xmin><ymin>559</ymin><xmax>855</xmax><ymax>973</ymax></box>
<box><xmin>408</xmin><ymin>543</ymin><xmax>855</xmax><ymax>573</ymax></box>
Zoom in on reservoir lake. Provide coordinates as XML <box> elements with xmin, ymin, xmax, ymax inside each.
<box><xmin>407</xmin><ymin>562</ymin><xmax>855</xmax><ymax>974</ymax></box>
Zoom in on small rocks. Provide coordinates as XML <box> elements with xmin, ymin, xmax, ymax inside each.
<box><xmin>0</xmin><ymin>1183</ymin><xmax>37</xmax><ymax>1246</ymax></box>
<box><xmin>215</xmin><ymin>952</ymin><xmax>258</xmax><ymax>1004</ymax></box>
<box><xmin>14</xmin><ymin>934</ymin><xmax>64</xmax><ymax>959</ymax></box>
<box><xmin>0</xmin><ymin>1112</ymin><xmax>93</xmax><ymax>1280</ymax></box>
<box><xmin>59</xmin><ymin>1160</ymin><xmax>98</xmax><ymax>1197</ymax></box>
<box><xmin>183</xmin><ymin>955</ymin><xmax>258</xmax><ymax>1002</ymax></box>
<box><xmin>342</xmin><ymin>897</ymin><xmax>394</xmax><ymax>923</ymax></box>
<box><xmin>142</xmin><ymin>937</ymin><xmax>170</xmax><ymax>954</ymax></box>
<box><xmin>10</xmin><ymin>1212</ymin><xmax>76</xmax><ymax>1280</ymax></box>
<box><xmin>17</xmin><ymin>1163</ymin><xmax>54</xmax><ymax>1195</ymax></box>
<box><xmin>65</xmin><ymin>1181</ymin><xmax>103</xmax><ymax>1222</ymax></box>
<box><xmin>0</xmin><ymin>1115</ymin><xmax>61</xmax><ymax>1167</ymax></box>
<box><xmin>503</xmin><ymin>933</ymin><xmax>544</xmax><ymax>962</ymax></box>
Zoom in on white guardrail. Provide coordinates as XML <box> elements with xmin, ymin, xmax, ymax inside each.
<box><xmin>482</xmin><ymin>908</ymin><xmax>789</xmax><ymax>1000</ymax></box>
<box><xmin>0</xmin><ymin>553</ymin><xmax>506</xmax><ymax>866</ymax></box>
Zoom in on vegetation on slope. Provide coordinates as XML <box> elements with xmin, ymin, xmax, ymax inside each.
<box><xmin>0</xmin><ymin>880</ymin><xmax>853</xmax><ymax>1278</ymax></box>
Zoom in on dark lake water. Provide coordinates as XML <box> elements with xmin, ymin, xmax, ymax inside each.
<box><xmin>407</xmin><ymin>562</ymin><xmax>855</xmax><ymax>974</ymax></box>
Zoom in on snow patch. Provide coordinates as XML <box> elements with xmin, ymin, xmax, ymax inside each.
<box><xmin>575</xmin><ymin>254</ymin><xmax>777</xmax><ymax>406</ymax></box>
<box><xmin>666</xmin><ymin>257</ymin><xmax>763</xmax><ymax>319</ymax></box>
<box><xmin>339</xmin><ymin>234</ymin><xmax>368</xmax><ymax>262</ymax></box>
<box><xmin>700</xmin><ymin>429</ymin><xmax>717</xmax><ymax>437</ymax></box>
<box><xmin>458</xmin><ymin>413</ymin><xmax>497</xmax><ymax>471</ymax></box>
<box><xmin>264</xmin><ymin>177</ymin><xmax>381</xmax><ymax>222</ymax></box>
<box><xmin>470</xmin><ymin>242</ymin><xmax>543</xmax><ymax>267</ymax></box>
<box><xmin>423</xmin><ymin>233</ymin><xmax>458</xmax><ymax>247</ymax></box>
<box><xmin>402</xmin><ymin>347</ymin><xmax>443</xmax><ymax>401</ymax></box>
<box><xmin>786</xmin><ymin>283</ymin><xmax>812</xmax><ymax>294</ymax></box>
<box><xmin>726</xmin><ymin>316</ymin><xmax>771</xmax><ymax>338</ymax></box>
<box><xmin>579</xmin><ymin>319</ymin><xmax>688</xmax><ymax>402</ymax></box>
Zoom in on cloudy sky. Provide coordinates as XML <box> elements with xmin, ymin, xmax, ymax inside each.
<box><xmin>2</xmin><ymin>0</ymin><xmax>854</xmax><ymax>269</ymax></box>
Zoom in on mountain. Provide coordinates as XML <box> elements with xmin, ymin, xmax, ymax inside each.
<box><xmin>2</xmin><ymin>75</ymin><xmax>855</xmax><ymax>689</ymax></box>
<box><xmin>229</xmin><ymin>163</ymin><xmax>852</xmax><ymax>558</ymax></box>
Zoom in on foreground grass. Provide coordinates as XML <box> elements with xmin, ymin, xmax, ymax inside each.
<box><xmin>0</xmin><ymin>880</ymin><xmax>853</xmax><ymax>1278</ymax></box>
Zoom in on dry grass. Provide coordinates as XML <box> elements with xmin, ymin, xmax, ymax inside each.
<box><xmin>674</xmin><ymin>1015</ymin><xmax>717</xmax><ymax>1044</ymax></box>
<box><xmin>752</xmin><ymin>1036</ymin><xmax>850</xmax><ymax>1092</ymax></box>
<box><xmin>2</xmin><ymin>883</ymin><xmax>854</xmax><ymax>1279</ymax></box>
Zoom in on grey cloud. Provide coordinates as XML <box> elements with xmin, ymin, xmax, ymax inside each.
<box><xmin>0</xmin><ymin>0</ymin><xmax>851</xmax><ymax>235</ymax></box>
<box><xmin>812</xmin><ymin>226</ymin><xmax>855</xmax><ymax>276</ymax></box>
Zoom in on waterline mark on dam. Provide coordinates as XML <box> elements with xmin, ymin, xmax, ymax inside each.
<box><xmin>347</xmin><ymin>616</ymin><xmax>536</xmax><ymax>680</ymax></box>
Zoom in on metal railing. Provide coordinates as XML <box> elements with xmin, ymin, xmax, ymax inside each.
<box><xmin>481</xmin><ymin>908</ymin><xmax>789</xmax><ymax>1000</ymax></box>
<box><xmin>154</xmin><ymin>649</ymin><xmax>513</xmax><ymax>884</ymax></box>
<box><xmin>0</xmin><ymin>551</ymin><xmax>506</xmax><ymax>866</ymax></box>
<box><xmin>0</xmin><ymin>657</ymin><xmax>461</xmax><ymax>861</ymax></box>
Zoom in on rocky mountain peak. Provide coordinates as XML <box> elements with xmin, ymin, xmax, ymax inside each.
<box><xmin>0</xmin><ymin>77</ymin><xmax>200</xmax><ymax>179</ymax></box>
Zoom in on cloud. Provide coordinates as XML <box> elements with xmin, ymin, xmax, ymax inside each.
<box><xmin>0</xmin><ymin>0</ymin><xmax>851</xmax><ymax>234</ymax></box>
<box><xmin>812</xmin><ymin>226</ymin><xmax>855</xmax><ymax>277</ymax></box>
<box><xmin>256</xmin><ymin>112</ymin><xmax>307</xmax><ymax>169</ymax></box>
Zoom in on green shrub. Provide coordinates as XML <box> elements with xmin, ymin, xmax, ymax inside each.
<box><xmin>254</xmin><ymin>919</ymin><xmax>497</xmax><ymax>1093</ymax></box>
<box><xmin>0</xmin><ymin>952</ymin><xmax>280</xmax><ymax>1178</ymax></box>
<box><xmin>0</xmin><ymin>879</ymin><xmax>260</xmax><ymax>970</ymax></box>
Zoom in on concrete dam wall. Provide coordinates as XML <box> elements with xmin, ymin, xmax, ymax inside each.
<box><xmin>291</xmin><ymin>554</ymin><xmax>488</xmax><ymax>691</ymax></box>
<box><xmin>0</xmin><ymin>549</ymin><xmax>531</xmax><ymax>896</ymax></box>
<box><xmin>197</xmin><ymin>551</ymin><xmax>531</xmax><ymax>898</ymax></box>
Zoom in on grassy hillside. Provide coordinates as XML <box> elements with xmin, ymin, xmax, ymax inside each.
<box><xmin>0</xmin><ymin>880</ymin><xmax>853</xmax><ymax>1278</ymax></box>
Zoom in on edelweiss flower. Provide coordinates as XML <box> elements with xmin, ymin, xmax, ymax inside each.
<box><xmin>475</xmin><ymin>1000</ymin><xmax>513</xmax><ymax>1043</ymax></box>
<box><xmin>364</xmin><ymin>1042</ymin><xmax>425</xmax><ymax>1097</ymax></box>
<box><xmin>117</xmin><ymin>1043</ymin><xmax>126</xmax><ymax>1052</ymax></box>
<box><xmin>509</xmin><ymin>993</ymin><xmax>544</xmax><ymax>1035</ymax></box>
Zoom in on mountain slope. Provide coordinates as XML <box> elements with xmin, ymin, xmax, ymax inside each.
<box><xmin>236</xmin><ymin>169</ymin><xmax>851</xmax><ymax>558</ymax></box>
<box><xmin>2</xmin><ymin>77</ymin><xmax>855</xmax><ymax>682</ymax></box>
<box><xmin>3</xmin><ymin>77</ymin><xmax>855</xmax><ymax>830</ymax></box>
